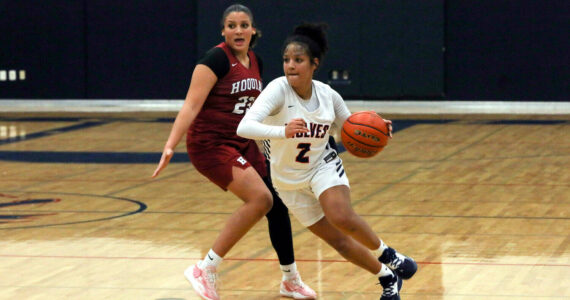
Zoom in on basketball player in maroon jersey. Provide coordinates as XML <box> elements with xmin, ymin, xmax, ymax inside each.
<box><xmin>152</xmin><ymin>4</ymin><xmax>315</xmax><ymax>300</ymax></box>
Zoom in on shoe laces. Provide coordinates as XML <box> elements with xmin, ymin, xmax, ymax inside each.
<box><xmin>382</xmin><ymin>284</ymin><xmax>397</xmax><ymax>296</ymax></box>
<box><xmin>379</xmin><ymin>278</ymin><xmax>397</xmax><ymax>296</ymax></box>
<box><xmin>203</xmin><ymin>266</ymin><xmax>219</xmax><ymax>290</ymax></box>
<box><xmin>290</xmin><ymin>275</ymin><xmax>302</xmax><ymax>288</ymax></box>
<box><xmin>387</xmin><ymin>251</ymin><xmax>403</xmax><ymax>269</ymax></box>
<box><xmin>286</xmin><ymin>274</ymin><xmax>308</xmax><ymax>291</ymax></box>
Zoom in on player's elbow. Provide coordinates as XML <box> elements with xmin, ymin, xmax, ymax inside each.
<box><xmin>236</xmin><ymin>120</ymin><xmax>249</xmax><ymax>138</ymax></box>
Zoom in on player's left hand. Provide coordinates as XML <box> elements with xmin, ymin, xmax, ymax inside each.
<box><xmin>383</xmin><ymin>119</ymin><xmax>393</xmax><ymax>138</ymax></box>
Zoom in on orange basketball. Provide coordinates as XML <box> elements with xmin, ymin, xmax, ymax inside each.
<box><xmin>341</xmin><ymin>111</ymin><xmax>389</xmax><ymax>158</ymax></box>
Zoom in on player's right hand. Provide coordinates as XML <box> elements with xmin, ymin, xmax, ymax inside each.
<box><xmin>152</xmin><ymin>148</ymin><xmax>174</xmax><ymax>178</ymax></box>
<box><xmin>284</xmin><ymin>118</ymin><xmax>309</xmax><ymax>138</ymax></box>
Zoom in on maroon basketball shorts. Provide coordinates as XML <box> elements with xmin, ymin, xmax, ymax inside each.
<box><xmin>187</xmin><ymin>140</ymin><xmax>267</xmax><ymax>190</ymax></box>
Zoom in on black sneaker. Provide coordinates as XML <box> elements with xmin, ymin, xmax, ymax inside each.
<box><xmin>378</xmin><ymin>247</ymin><xmax>418</xmax><ymax>280</ymax></box>
<box><xmin>379</xmin><ymin>273</ymin><xmax>402</xmax><ymax>300</ymax></box>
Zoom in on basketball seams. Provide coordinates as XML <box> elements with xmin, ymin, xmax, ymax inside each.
<box><xmin>346</xmin><ymin>111</ymin><xmax>389</xmax><ymax>136</ymax></box>
<box><xmin>345</xmin><ymin>118</ymin><xmax>389</xmax><ymax>136</ymax></box>
<box><xmin>341</xmin><ymin>127</ymin><xmax>381</xmax><ymax>148</ymax></box>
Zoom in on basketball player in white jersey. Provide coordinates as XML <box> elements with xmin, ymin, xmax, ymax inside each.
<box><xmin>238</xmin><ymin>23</ymin><xmax>417</xmax><ymax>300</ymax></box>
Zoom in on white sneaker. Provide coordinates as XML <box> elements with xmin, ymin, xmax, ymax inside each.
<box><xmin>280</xmin><ymin>273</ymin><xmax>317</xmax><ymax>299</ymax></box>
<box><xmin>184</xmin><ymin>261</ymin><xmax>219</xmax><ymax>300</ymax></box>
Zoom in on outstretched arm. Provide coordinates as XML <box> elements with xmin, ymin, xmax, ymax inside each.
<box><xmin>152</xmin><ymin>65</ymin><xmax>217</xmax><ymax>178</ymax></box>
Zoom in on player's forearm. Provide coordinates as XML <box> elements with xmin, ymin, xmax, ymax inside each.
<box><xmin>164</xmin><ymin>102</ymin><xmax>198</xmax><ymax>149</ymax></box>
<box><xmin>237</xmin><ymin>118</ymin><xmax>285</xmax><ymax>140</ymax></box>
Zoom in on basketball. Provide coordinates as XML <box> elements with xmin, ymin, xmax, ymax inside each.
<box><xmin>341</xmin><ymin>111</ymin><xmax>389</xmax><ymax>158</ymax></box>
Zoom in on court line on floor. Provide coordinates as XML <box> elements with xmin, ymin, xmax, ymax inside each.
<box><xmin>1</xmin><ymin>208</ymin><xmax>567</xmax><ymax>220</ymax></box>
<box><xmin>2</xmin><ymin>178</ymin><xmax>568</xmax><ymax>190</ymax></box>
<box><xmin>2</xmin><ymin>222</ymin><xmax>567</xmax><ymax>237</ymax></box>
<box><xmin>1</xmin><ymin>118</ymin><xmax>567</xmax><ymax>163</ymax></box>
<box><xmin>1</xmin><ymin>284</ymin><xmax>565</xmax><ymax>299</ymax></box>
<box><xmin>0</xmin><ymin>191</ymin><xmax>147</xmax><ymax>230</ymax></box>
<box><xmin>0</xmin><ymin>253</ymin><xmax>567</xmax><ymax>267</ymax></box>
<box><xmin>0</xmin><ymin>121</ymin><xmax>108</xmax><ymax>146</ymax></box>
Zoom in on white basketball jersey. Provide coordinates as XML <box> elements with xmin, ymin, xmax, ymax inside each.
<box><xmin>261</xmin><ymin>77</ymin><xmax>347</xmax><ymax>190</ymax></box>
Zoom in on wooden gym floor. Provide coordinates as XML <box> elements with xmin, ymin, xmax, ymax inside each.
<box><xmin>0</xmin><ymin>112</ymin><xmax>568</xmax><ymax>299</ymax></box>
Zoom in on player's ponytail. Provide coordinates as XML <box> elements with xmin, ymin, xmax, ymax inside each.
<box><xmin>283</xmin><ymin>22</ymin><xmax>329</xmax><ymax>67</ymax></box>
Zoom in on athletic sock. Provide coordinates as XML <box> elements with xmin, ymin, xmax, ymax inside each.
<box><xmin>199</xmin><ymin>249</ymin><xmax>223</xmax><ymax>269</ymax></box>
<box><xmin>376</xmin><ymin>264</ymin><xmax>394</xmax><ymax>277</ymax></box>
<box><xmin>280</xmin><ymin>262</ymin><xmax>298</xmax><ymax>280</ymax></box>
<box><xmin>373</xmin><ymin>240</ymin><xmax>388</xmax><ymax>257</ymax></box>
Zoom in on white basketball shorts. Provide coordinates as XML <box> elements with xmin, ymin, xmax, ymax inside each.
<box><xmin>276</xmin><ymin>156</ymin><xmax>349</xmax><ymax>227</ymax></box>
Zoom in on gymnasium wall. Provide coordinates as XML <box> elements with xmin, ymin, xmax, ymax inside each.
<box><xmin>0</xmin><ymin>0</ymin><xmax>197</xmax><ymax>99</ymax></box>
<box><xmin>0</xmin><ymin>1</ymin><xmax>85</xmax><ymax>98</ymax></box>
<box><xmin>0</xmin><ymin>0</ymin><xmax>568</xmax><ymax>101</ymax></box>
<box><xmin>445</xmin><ymin>1</ymin><xmax>569</xmax><ymax>101</ymax></box>
<box><xmin>198</xmin><ymin>1</ymin><xmax>444</xmax><ymax>100</ymax></box>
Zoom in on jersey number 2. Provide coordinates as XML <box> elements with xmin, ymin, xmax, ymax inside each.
<box><xmin>296</xmin><ymin>143</ymin><xmax>311</xmax><ymax>163</ymax></box>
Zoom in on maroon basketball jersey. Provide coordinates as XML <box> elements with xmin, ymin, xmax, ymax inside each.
<box><xmin>187</xmin><ymin>42</ymin><xmax>263</xmax><ymax>151</ymax></box>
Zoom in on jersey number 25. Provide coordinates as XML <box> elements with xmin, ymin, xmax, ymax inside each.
<box><xmin>233</xmin><ymin>96</ymin><xmax>255</xmax><ymax>115</ymax></box>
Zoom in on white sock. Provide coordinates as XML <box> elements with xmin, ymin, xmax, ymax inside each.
<box><xmin>199</xmin><ymin>249</ymin><xmax>223</xmax><ymax>269</ymax></box>
<box><xmin>280</xmin><ymin>262</ymin><xmax>298</xmax><ymax>280</ymax></box>
<box><xmin>376</xmin><ymin>264</ymin><xmax>394</xmax><ymax>277</ymax></box>
<box><xmin>373</xmin><ymin>240</ymin><xmax>388</xmax><ymax>257</ymax></box>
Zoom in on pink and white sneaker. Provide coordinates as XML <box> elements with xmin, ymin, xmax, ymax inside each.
<box><xmin>280</xmin><ymin>273</ymin><xmax>317</xmax><ymax>299</ymax></box>
<box><xmin>184</xmin><ymin>261</ymin><xmax>219</xmax><ymax>300</ymax></box>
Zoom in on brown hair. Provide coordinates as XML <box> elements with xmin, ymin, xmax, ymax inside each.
<box><xmin>220</xmin><ymin>4</ymin><xmax>262</xmax><ymax>48</ymax></box>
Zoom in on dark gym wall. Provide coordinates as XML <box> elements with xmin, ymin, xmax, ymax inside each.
<box><xmin>0</xmin><ymin>1</ymin><xmax>85</xmax><ymax>98</ymax></box>
<box><xmin>198</xmin><ymin>0</ymin><xmax>444</xmax><ymax>99</ymax></box>
<box><xmin>0</xmin><ymin>0</ymin><xmax>197</xmax><ymax>99</ymax></box>
<box><xmin>86</xmin><ymin>0</ymin><xmax>196</xmax><ymax>99</ymax></box>
<box><xmin>0</xmin><ymin>0</ymin><xmax>568</xmax><ymax>100</ymax></box>
<box><xmin>446</xmin><ymin>1</ymin><xmax>569</xmax><ymax>101</ymax></box>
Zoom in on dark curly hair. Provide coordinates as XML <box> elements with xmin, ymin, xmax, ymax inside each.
<box><xmin>282</xmin><ymin>23</ymin><xmax>329</xmax><ymax>67</ymax></box>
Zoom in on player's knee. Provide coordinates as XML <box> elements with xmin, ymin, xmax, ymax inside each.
<box><xmin>254</xmin><ymin>191</ymin><xmax>273</xmax><ymax>216</ymax></box>
<box><xmin>328</xmin><ymin>212</ymin><xmax>356</xmax><ymax>232</ymax></box>
<box><xmin>265</xmin><ymin>196</ymin><xmax>287</xmax><ymax>219</ymax></box>
<box><xmin>262</xmin><ymin>192</ymin><xmax>273</xmax><ymax>214</ymax></box>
